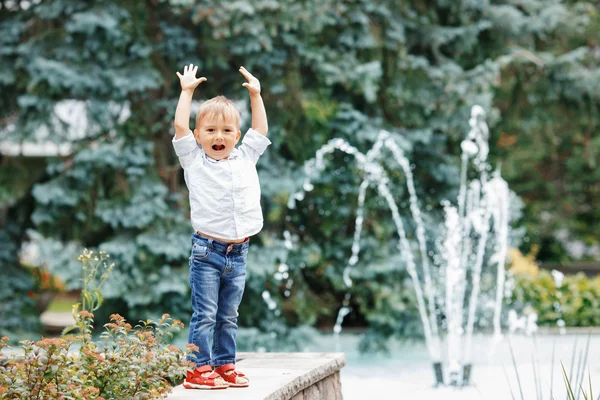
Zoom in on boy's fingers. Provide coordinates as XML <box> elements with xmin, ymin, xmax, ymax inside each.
<box><xmin>193</xmin><ymin>66</ymin><xmax>198</xmax><ymax>75</ymax></box>
<box><xmin>197</xmin><ymin>77</ymin><xmax>207</xmax><ymax>84</ymax></box>
<box><xmin>176</xmin><ymin>72</ymin><xmax>182</xmax><ymax>79</ymax></box>
<box><xmin>242</xmin><ymin>83</ymin><xmax>249</xmax><ymax>88</ymax></box>
<box><xmin>239</xmin><ymin>67</ymin><xmax>253</xmax><ymax>79</ymax></box>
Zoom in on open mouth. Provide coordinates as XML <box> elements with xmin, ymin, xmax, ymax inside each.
<box><xmin>212</xmin><ymin>144</ymin><xmax>225</xmax><ymax>152</ymax></box>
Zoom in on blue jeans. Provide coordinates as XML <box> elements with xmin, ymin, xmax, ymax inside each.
<box><xmin>186</xmin><ymin>232</ymin><xmax>249</xmax><ymax>367</ymax></box>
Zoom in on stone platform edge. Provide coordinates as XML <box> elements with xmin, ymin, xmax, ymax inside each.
<box><xmin>261</xmin><ymin>352</ymin><xmax>346</xmax><ymax>400</ymax></box>
<box><xmin>168</xmin><ymin>352</ymin><xmax>346</xmax><ymax>400</ymax></box>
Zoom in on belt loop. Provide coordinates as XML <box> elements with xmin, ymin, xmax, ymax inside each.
<box><xmin>207</xmin><ymin>238</ymin><xmax>213</xmax><ymax>249</ymax></box>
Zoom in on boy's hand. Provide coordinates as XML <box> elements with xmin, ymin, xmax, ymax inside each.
<box><xmin>239</xmin><ymin>66</ymin><xmax>261</xmax><ymax>96</ymax></box>
<box><xmin>176</xmin><ymin>64</ymin><xmax>207</xmax><ymax>92</ymax></box>
<box><xmin>240</xmin><ymin>66</ymin><xmax>268</xmax><ymax>136</ymax></box>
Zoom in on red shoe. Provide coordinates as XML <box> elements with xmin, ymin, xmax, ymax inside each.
<box><xmin>183</xmin><ymin>364</ymin><xmax>229</xmax><ymax>390</ymax></box>
<box><xmin>214</xmin><ymin>363</ymin><xmax>249</xmax><ymax>388</ymax></box>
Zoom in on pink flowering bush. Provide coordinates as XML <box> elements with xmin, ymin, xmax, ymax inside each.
<box><xmin>0</xmin><ymin>250</ymin><xmax>194</xmax><ymax>399</ymax></box>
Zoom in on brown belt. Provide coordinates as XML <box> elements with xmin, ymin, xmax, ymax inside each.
<box><xmin>196</xmin><ymin>231</ymin><xmax>249</xmax><ymax>245</ymax></box>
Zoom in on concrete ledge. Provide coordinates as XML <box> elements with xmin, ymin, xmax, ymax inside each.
<box><xmin>536</xmin><ymin>326</ymin><xmax>600</xmax><ymax>334</ymax></box>
<box><xmin>168</xmin><ymin>352</ymin><xmax>346</xmax><ymax>400</ymax></box>
<box><xmin>40</xmin><ymin>311</ymin><xmax>75</xmax><ymax>333</ymax></box>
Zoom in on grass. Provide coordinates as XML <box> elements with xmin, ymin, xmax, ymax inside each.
<box><xmin>505</xmin><ymin>333</ymin><xmax>598</xmax><ymax>400</ymax></box>
<box><xmin>562</xmin><ymin>362</ymin><xmax>595</xmax><ymax>400</ymax></box>
<box><xmin>47</xmin><ymin>297</ymin><xmax>77</xmax><ymax>313</ymax></box>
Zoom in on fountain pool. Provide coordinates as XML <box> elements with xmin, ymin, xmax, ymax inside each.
<box><xmin>338</xmin><ymin>332</ymin><xmax>600</xmax><ymax>399</ymax></box>
<box><xmin>172</xmin><ymin>329</ymin><xmax>600</xmax><ymax>399</ymax></box>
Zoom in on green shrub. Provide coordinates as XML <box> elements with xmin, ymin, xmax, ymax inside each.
<box><xmin>510</xmin><ymin>269</ymin><xmax>600</xmax><ymax>327</ymax></box>
<box><xmin>0</xmin><ymin>312</ymin><xmax>193</xmax><ymax>399</ymax></box>
<box><xmin>0</xmin><ymin>250</ymin><xmax>193</xmax><ymax>399</ymax></box>
<box><xmin>0</xmin><ymin>227</ymin><xmax>39</xmax><ymax>336</ymax></box>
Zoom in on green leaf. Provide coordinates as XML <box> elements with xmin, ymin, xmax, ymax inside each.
<box><xmin>92</xmin><ymin>289</ymin><xmax>104</xmax><ymax>311</ymax></box>
<box><xmin>61</xmin><ymin>324</ymin><xmax>79</xmax><ymax>336</ymax></box>
<box><xmin>562</xmin><ymin>362</ymin><xmax>576</xmax><ymax>400</ymax></box>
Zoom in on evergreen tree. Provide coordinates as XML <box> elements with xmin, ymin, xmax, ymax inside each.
<box><xmin>1</xmin><ymin>0</ymin><xmax>597</xmax><ymax>342</ymax></box>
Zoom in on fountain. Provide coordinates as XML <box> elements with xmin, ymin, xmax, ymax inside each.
<box><xmin>286</xmin><ymin>105</ymin><xmax>511</xmax><ymax>386</ymax></box>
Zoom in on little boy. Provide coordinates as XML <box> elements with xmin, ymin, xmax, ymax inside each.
<box><xmin>172</xmin><ymin>63</ymin><xmax>270</xmax><ymax>390</ymax></box>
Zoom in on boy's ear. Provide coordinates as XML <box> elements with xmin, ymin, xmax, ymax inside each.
<box><xmin>235</xmin><ymin>130</ymin><xmax>241</xmax><ymax>143</ymax></box>
<box><xmin>193</xmin><ymin>128</ymin><xmax>200</xmax><ymax>141</ymax></box>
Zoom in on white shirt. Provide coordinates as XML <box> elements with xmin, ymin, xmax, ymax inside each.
<box><xmin>172</xmin><ymin>128</ymin><xmax>271</xmax><ymax>241</ymax></box>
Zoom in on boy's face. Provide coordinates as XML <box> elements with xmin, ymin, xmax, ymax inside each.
<box><xmin>194</xmin><ymin>116</ymin><xmax>241</xmax><ymax>160</ymax></box>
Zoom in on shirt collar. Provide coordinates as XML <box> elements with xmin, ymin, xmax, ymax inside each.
<box><xmin>203</xmin><ymin>150</ymin><xmax>238</xmax><ymax>163</ymax></box>
<box><xmin>205</xmin><ymin>154</ymin><xmax>221</xmax><ymax>163</ymax></box>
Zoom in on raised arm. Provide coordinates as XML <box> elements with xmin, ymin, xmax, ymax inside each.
<box><xmin>174</xmin><ymin>64</ymin><xmax>207</xmax><ymax>139</ymax></box>
<box><xmin>239</xmin><ymin>66</ymin><xmax>268</xmax><ymax>136</ymax></box>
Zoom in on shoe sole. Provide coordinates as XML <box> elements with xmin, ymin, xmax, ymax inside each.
<box><xmin>183</xmin><ymin>382</ymin><xmax>228</xmax><ymax>390</ymax></box>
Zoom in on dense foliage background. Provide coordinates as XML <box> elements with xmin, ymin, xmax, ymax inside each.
<box><xmin>1</xmin><ymin>0</ymin><xmax>598</xmax><ymax>343</ymax></box>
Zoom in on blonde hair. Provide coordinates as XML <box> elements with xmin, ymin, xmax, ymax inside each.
<box><xmin>196</xmin><ymin>96</ymin><xmax>240</xmax><ymax>129</ymax></box>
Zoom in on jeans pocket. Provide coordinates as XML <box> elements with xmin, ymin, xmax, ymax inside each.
<box><xmin>192</xmin><ymin>244</ymin><xmax>210</xmax><ymax>260</ymax></box>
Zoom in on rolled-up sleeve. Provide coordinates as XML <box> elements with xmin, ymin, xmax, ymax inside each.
<box><xmin>172</xmin><ymin>130</ymin><xmax>200</xmax><ymax>169</ymax></box>
<box><xmin>238</xmin><ymin>128</ymin><xmax>271</xmax><ymax>164</ymax></box>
